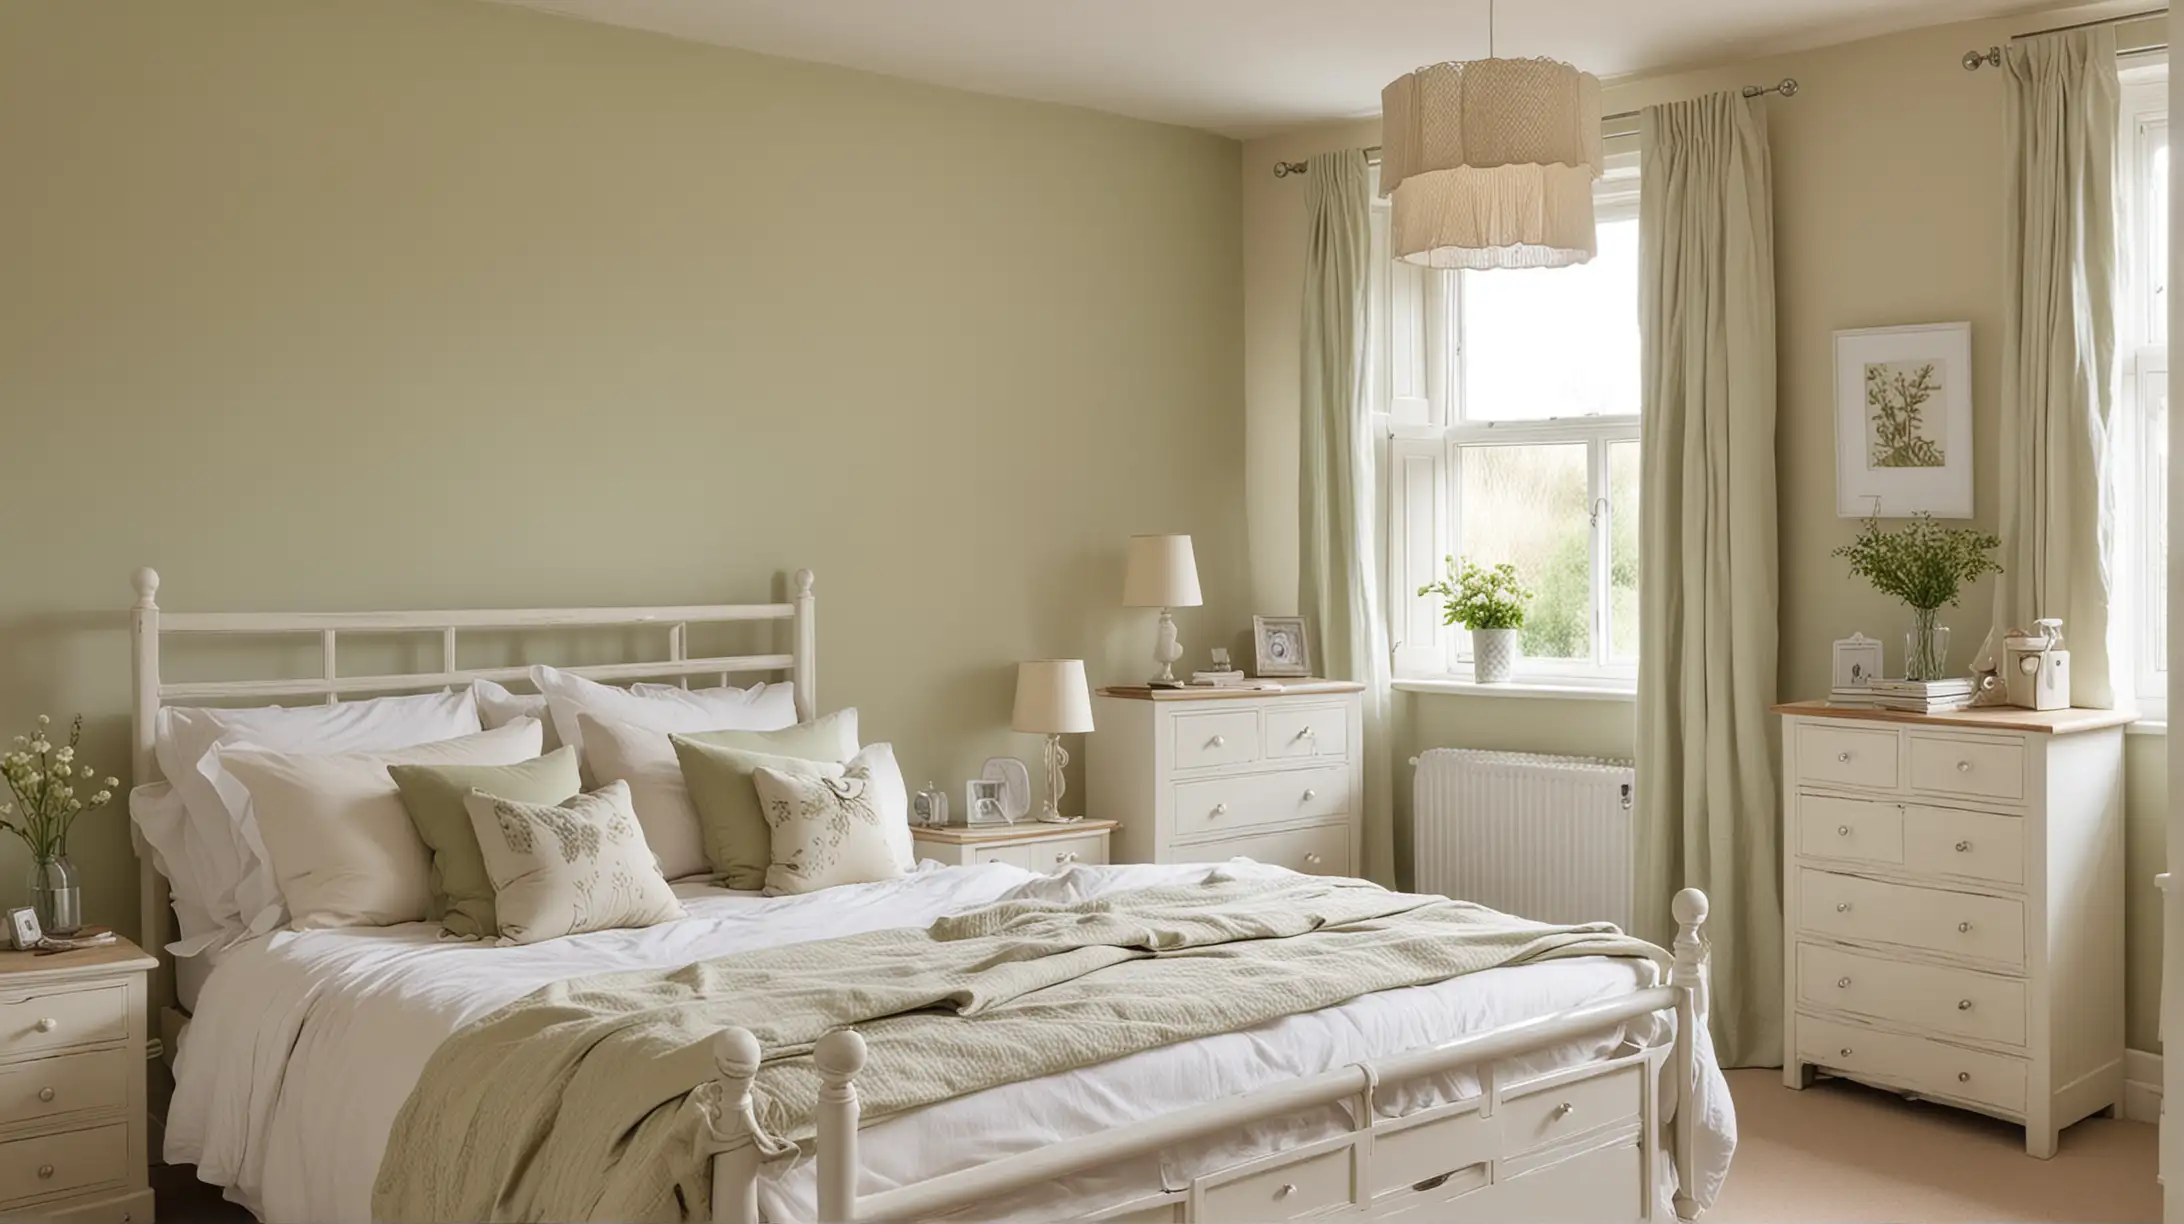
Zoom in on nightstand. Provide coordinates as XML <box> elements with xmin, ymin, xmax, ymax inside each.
<box><xmin>0</xmin><ymin>938</ymin><xmax>156</xmax><ymax>1223</ymax></box>
<box><xmin>913</xmin><ymin>819</ymin><xmax>1117</xmax><ymax>875</ymax></box>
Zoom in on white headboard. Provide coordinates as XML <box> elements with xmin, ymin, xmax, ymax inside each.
<box><xmin>126</xmin><ymin>566</ymin><xmax>816</xmax><ymax>1018</ymax></box>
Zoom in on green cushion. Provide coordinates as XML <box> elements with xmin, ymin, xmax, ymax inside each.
<box><xmin>389</xmin><ymin>746</ymin><xmax>581</xmax><ymax>938</ymax></box>
<box><xmin>672</xmin><ymin>709</ymin><xmax>859</xmax><ymax>889</ymax></box>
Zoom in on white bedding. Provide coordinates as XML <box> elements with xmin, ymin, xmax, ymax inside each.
<box><xmin>168</xmin><ymin>861</ymin><xmax>1734</xmax><ymax>1222</ymax></box>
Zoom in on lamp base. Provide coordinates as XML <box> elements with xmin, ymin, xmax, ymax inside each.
<box><xmin>1038</xmin><ymin>733</ymin><xmax>1075</xmax><ymax>824</ymax></box>
<box><xmin>1147</xmin><ymin>608</ymin><xmax>1184</xmax><ymax>686</ymax></box>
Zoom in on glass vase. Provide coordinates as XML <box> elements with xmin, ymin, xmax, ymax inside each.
<box><xmin>1905</xmin><ymin>607</ymin><xmax>1951</xmax><ymax>683</ymax></box>
<box><xmin>28</xmin><ymin>853</ymin><xmax>81</xmax><ymax>936</ymax></box>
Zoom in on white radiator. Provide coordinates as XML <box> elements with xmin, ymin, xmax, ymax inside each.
<box><xmin>1413</xmin><ymin>748</ymin><xmax>1636</xmax><ymax>931</ymax></box>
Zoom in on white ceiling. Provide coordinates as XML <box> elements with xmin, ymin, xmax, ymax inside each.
<box><xmin>496</xmin><ymin>0</ymin><xmax>2076</xmax><ymax>139</ymax></box>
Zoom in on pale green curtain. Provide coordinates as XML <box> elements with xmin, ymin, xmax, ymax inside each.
<box><xmin>1635</xmin><ymin>93</ymin><xmax>1781</xmax><ymax>1068</ymax></box>
<box><xmin>1991</xmin><ymin>28</ymin><xmax>2119</xmax><ymax>708</ymax></box>
<box><xmin>1298</xmin><ymin>149</ymin><xmax>1395</xmax><ymax>887</ymax></box>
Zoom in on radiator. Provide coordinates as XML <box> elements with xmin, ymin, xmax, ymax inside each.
<box><xmin>1412</xmin><ymin>748</ymin><xmax>1636</xmax><ymax>931</ymax></box>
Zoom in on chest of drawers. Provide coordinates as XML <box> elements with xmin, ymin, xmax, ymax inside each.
<box><xmin>1775</xmin><ymin>701</ymin><xmax>2131</xmax><ymax>1158</ymax></box>
<box><xmin>1088</xmin><ymin>683</ymin><xmax>1364</xmax><ymax>878</ymax></box>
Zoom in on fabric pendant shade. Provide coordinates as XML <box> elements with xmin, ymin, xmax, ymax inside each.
<box><xmin>1379</xmin><ymin>58</ymin><xmax>1604</xmax><ymax>269</ymax></box>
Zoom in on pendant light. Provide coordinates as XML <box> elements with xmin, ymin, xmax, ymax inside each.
<box><xmin>1378</xmin><ymin>0</ymin><xmax>1603</xmax><ymax>270</ymax></box>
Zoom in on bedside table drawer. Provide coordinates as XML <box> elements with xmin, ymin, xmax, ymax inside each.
<box><xmin>1263</xmin><ymin>705</ymin><xmax>1349</xmax><ymax>762</ymax></box>
<box><xmin>1031</xmin><ymin>833</ymin><xmax>1108</xmax><ymax>873</ymax></box>
<box><xmin>1907</xmin><ymin>735</ymin><xmax>2025</xmax><ymax>802</ymax></box>
<box><xmin>0</xmin><ymin>1122</ymin><xmax>128</xmax><ymax>1207</ymax></box>
<box><xmin>0</xmin><ymin>984</ymin><xmax>127</xmax><ymax>1059</ymax></box>
<box><xmin>1795</xmin><ymin>724</ymin><xmax>1899</xmax><ymax>790</ymax></box>
<box><xmin>1172</xmin><ymin>766</ymin><xmax>1351</xmax><ymax>839</ymax></box>
<box><xmin>1172</xmin><ymin>711</ymin><xmax>1262</xmax><ymax>771</ymax></box>
<box><xmin>969</xmin><ymin>844</ymin><xmax>1033</xmax><ymax>870</ymax></box>
<box><xmin>0</xmin><ymin>1050</ymin><xmax>128</xmax><ymax>1129</ymax></box>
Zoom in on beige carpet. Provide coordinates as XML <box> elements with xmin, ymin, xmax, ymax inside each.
<box><xmin>1714</xmin><ymin>1069</ymin><xmax>2159</xmax><ymax>1223</ymax></box>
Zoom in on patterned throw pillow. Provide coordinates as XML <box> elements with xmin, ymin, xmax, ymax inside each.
<box><xmin>749</xmin><ymin>743</ymin><xmax>913</xmax><ymax>895</ymax></box>
<box><xmin>460</xmin><ymin>780</ymin><xmax>683</xmax><ymax>944</ymax></box>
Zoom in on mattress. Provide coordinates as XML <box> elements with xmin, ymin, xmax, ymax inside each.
<box><xmin>166</xmin><ymin>861</ymin><xmax>1734</xmax><ymax>1222</ymax></box>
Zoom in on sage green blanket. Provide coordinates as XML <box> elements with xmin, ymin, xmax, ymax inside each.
<box><xmin>372</xmin><ymin>873</ymin><xmax>1661</xmax><ymax>1223</ymax></box>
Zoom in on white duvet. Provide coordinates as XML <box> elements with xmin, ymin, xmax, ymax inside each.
<box><xmin>168</xmin><ymin>861</ymin><xmax>1735</xmax><ymax>1222</ymax></box>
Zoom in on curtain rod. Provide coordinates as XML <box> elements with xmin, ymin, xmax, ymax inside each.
<box><xmin>1962</xmin><ymin>6</ymin><xmax>2167</xmax><ymax>70</ymax></box>
<box><xmin>1271</xmin><ymin>78</ymin><xmax>1798</xmax><ymax>177</ymax></box>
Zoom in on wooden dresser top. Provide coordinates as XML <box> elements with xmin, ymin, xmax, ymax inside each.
<box><xmin>1773</xmin><ymin>699</ymin><xmax>2138</xmax><ymax>736</ymax></box>
<box><xmin>1097</xmin><ymin>681</ymin><xmax>1366</xmax><ymax>702</ymax></box>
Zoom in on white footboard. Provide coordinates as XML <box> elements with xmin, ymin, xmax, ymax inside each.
<box><xmin>706</xmin><ymin>888</ymin><xmax>1712</xmax><ymax>1223</ymax></box>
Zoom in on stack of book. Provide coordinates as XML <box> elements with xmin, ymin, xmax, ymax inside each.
<box><xmin>1187</xmin><ymin>670</ymin><xmax>1251</xmax><ymax>688</ymax></box>
<box><xmin>1827</xmin><ymin>686</ymin><xmax>1879</xmax><ymax>708</ymax></box>
<box><xmin>1868</xmin><ymin>677</ymin><xmax>1976</xmax><ymax>713</ymax></box>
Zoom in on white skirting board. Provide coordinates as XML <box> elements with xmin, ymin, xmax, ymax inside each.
<box><xmin>2126</xmin><ymin>1048</ymin><xmax>2163</xmax><ymax>1124</ymax></box>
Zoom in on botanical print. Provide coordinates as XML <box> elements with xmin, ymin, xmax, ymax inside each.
<box><xmin>761</xmin><ymin>766</ymin><xmax>883</xmax><ymax>885</ymax></box>
<box><xmin>1865</xmin><ymin>359</ymin><xmax>1945</xmax><ymax>469</ymax></box>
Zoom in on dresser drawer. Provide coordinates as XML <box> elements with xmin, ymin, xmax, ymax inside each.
<box><xmin>1198</xmin><ymin>1146</ymin><xmax>1356</xmax><ymax>1222</ymax></box>
<box><xmin>0</xmin><ymin>1050</ymin><xmax>128</xmax><ymax>1130</ymax></box>
<box><xmin>1030</xmin><ymin>833</ymin><xmax>1107</xmax><ymax>873</ymax></box>
<box><xmin>1797</xmin><ymin>1015</ymin><xmax>2028</xmax><ymax>1116</ymax></box>
<box><xmin>1797</xmin><ymin>943</ymin><xmax>2027</xmax><ymax>1046</ymax></box>
<box><xmin>1263</xmin><ymin>705</ymin><xmax>1349</xmax><ymax>762</ymax></box>
<box><xmin>1797</xmin><ymin>869</ymin><xmax>2025</xmax><ymax>967</ymax></box>
<box><xmin>1172</xmin><ymin>766</ymin><xmax>1351</xmax><ymax>839</ymax></box>
<box><xmin>1796</xmin><ymin>724</ymin><xmax>1899</xmax><ymax>790</ymax></box>
<box><xmin>1903</xmin><ymin>806</ymin><xmax>2024</xmax><ymax>885</ymax></box>
<box><xmin>1796</xmin><ymin>794</ymin><xmax>1904</xmax><ymax>867</ymax></box>
<box><xmin>0</xmin><ymin>984</ymin><xmax>127</xmax><ymax>1059</ymax></box>
<box><xmin>1498</xmin><ymin>1061</ymin><xmax>1644</xmax><ymax>1155</ymax></box>
<box><xmin>0</xmin><ymin>1122</ymin><xmax>129</xmax><ymax>1207</ymax></box>
<box><xmin>1907</xmin><ymin>734</ymin><xmax>2026</xmax><ymax>802</ymax></box>
<box><xmin>1171</xmin><ymin>710</ymin><xmax>1262</xmax><ymax>771</ymax></box>
<box><xmin>1180</xmin><ymin>823</ymin><xmax>1350</xmax><ymax>876</ymax></box>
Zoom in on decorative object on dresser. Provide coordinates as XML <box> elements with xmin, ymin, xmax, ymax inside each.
<box><xmin>912</xmin><ymin>781</ymin><xmax>950</xmax><ymax>829</ymax></box>
<box><xmin>1412</xmin><ymin>749</ymin><xmax>1635</xmax><ymax>930</ymax></box>
<box><xmin>2</xmin><ymin>715</ymin><xmax>120</xmax><ymax>937</ymax></box>
<box><xmin>2002</xmin><ymin>620</ymin><xmax>2071</xmax><ymax>711</ymax></box>
<box><xmin>1834</xmin><ymin>513</ymin><xmax>2003</xmax><ymax>683</ymax></box>
<box><xmin>1834</xmin><ymin>322</ymin><xmax>1976</xmax><ymax>518</ymax></box>
<box><xmin>964</xmin><ymin>778</ymin><xmax>1009</xmax><ymax>826</ymax></box>
<box><xmin>1830</xmin><ymin>633</ymin><xmax>1884</xmax><ymax>706</ymax></box>
<box><xmin>1776</xmin><ymin>699</ymin><xmax>2134</xmax><ymax>1157</ymax></box>
<box><xmin>1867</xmin><ymin>677</ymin><xmax>1977</xmax><ymax>714</ymax></box>
<box><xmin>1416</xmin><ymin>556</ymin><xmax>1534</xmax><ymax>684</ymax></box>
<box><xmin>979</xmin><ymin>757</ymin><xmax>1032</xmax><ymax>823</ymax></box>
<box><xmin>0</xmin><ymin>938</ymin><xmax>156</xmax><ymax>1222</ymax></box>
<box><xmin>1088</xmin><ymin>682</ymin><xmax>1364</xmax><ymax>876</ymax></box>
<box><xmin>1011</xmin><ymin>659</ymin><xmax>1095</xmax><ymax>823</ymax></box>
<box><xmin>1250</xmin><ymin>615</ymin><xmax>1312</xmax><ymax>679</ymax></box>
<box><xmin>8</xmin><ymin>908</ymin><xmax>42</xmax><ymax>951</ymax></box>
<box><xmin>1121</xmin><ymin>533</ymin><xmax>1203</xmax><ymax>686</ymax></box>
<box><xmin>910</xmin><ymin>818</ymin><xmax>1116</xmax><ymax>874</ymax></box>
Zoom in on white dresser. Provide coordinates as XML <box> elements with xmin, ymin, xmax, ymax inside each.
<box><xmin>1088</xmin><ymin>683</ymin><xmax>1364</xmax><ymax>877</ymax></box>
<box><xmin>1776</xmin><ymin>700</ymin><xmax>2132</xmax><ymax>1157</ymax></box>
<box><xmin>0</xmin><ymin>939</ymin><xmax>156</xmax><ymax>1223</ymax></box>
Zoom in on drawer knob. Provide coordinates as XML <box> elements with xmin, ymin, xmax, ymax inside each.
<box><xmin>1055</xmin><ymin>852</ymin><xmax>1078</xmax><ymax>864</ymax></box>
<box><xmin>1210</xmin><ymin>735</ymin><xmax>1226</xmax><ymax>749</ymax></box>
<box><xmin>1298</xmin><ymin>726</ymin><xmax>1315</xmax><ymax>740</ymax></box>
<box><xmin>1211</xmin><ymin>803</ymin><xmax>1228</xmax><ymax>818</ymax></box>
<box><xmin>34</xmin><ymin>1017</ymin><xmax>56</xmax><ymax>1033</ymax></box>
<box><xmin>1836</xmin><ymin>825</ymin><xmax>1851</xmax><ymax>837</ymax></box>
<box><xmin>1553</xmin><ymin>1101</ymin><xmax>1577</xmax><ymax>1119</ymax></box>
<box><xmin>1836</xmin><ymin>976</ymin><xmax>1851</xmax><ymax>989</ymax></box>
<box><xmin>1957</xmin><ymin>760</ymin><xmax>1972</xmax><ymax>773</ymax></box>
<box><xmin>1958</xmin><ymin>921</ymin><xmax>1973</xmax><ymax>933</ymax></box>
<box><xmin>1958</xmin><ymin>999</ymin><xmax>1973</xmax><ymax>1010</ymax></box>
<box><xmin>1302</xmin><ymin>789</ymin><xmax>1318</xmax><ymax>801</ymax></box>
<box><xmin>1955</xmin><ymin>840</ymin><xmax>1972</xmax><ymax>852</ymax></box>
<box><xmin>1835</xmin><ymin>902</ymin><xmax>1851</xmax><ymax>913</ymax></box>
<box><xmin>36</xmin><ymin>1164</ymin><xmax>53</xmax><ymax>1180</ymax></box>
<box><xmin>1958</xmin><ymin>1071</ymin><xmax>1971</xmax><ymax>1083</ymax></box>
<box><xmin>1278</xmin><ymin>1183</ymin><xmax>1298</xmax><ymax>1199</ymax></box>
<box><xmin>36</xmin><ymin>1086</ymin><xmax>54</xmax><ymax>1103</ymax></box>
<box><xmin>1837</xmin><ymin>751</ymin><xmax>1852</xmax><ymax>763</ymax></box>
<box><xmin>1304</xmin><ymin>853</ymin><xmax>1324</xmax><ymax>866</ymax></box>
<box><xmin>1840</xmin><ymin>1046</ymin><xmax>1854</xmax><ymax>1058</ymax></box>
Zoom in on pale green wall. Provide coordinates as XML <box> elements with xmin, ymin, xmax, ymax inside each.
<box><xmin>0</xmin><ymin>0</ymin><xmax>1247</xmax><ymax>940</ymax></box>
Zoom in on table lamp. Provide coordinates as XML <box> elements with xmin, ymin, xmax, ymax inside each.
<box><xmin>1012</xmin><ymin>659</ymin><xmax>1095</xmax><ymax>823</ymax></box>
<box><xmin>1122</xmin><ymin>534</ymin><xmax>1203</xmax><ymax>685</ymax></box>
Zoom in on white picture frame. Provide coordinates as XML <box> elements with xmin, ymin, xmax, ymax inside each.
<box><xmin>1835</xmin><ymin>322</ymin><xmax>1974</xmax><ymax>518</ymax></box>
<box><xmin>980</xmin><ymin>757</ymin><xmax>1031</xmax><ymax>822</ymax></box>
<box><xmin>7</xmin><ymin>906</ymin><xmax>41</xmax><ymax>951</ymax></box>
<box><xmin>1252</xmin><ymin>615</ymin><xmax>1312</xmax><ymax>678</ymax></box>
<box><xmin>1832</xmin><ymin>633</ymin><xmax>1885</xmax><ymax>690</ymax></box>
<box><xmin>965</xmin><ymin>778</ymin><xmax>1011</xmax><ymax>826</ymax></box>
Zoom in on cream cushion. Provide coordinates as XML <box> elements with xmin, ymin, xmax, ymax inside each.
<box><xmin>530</xmin><ymin>664</ymin><xmax>797</xmax><ymax>755</ymax></box>
<box><xmin>750</xmin><ymin>743</ymin><xmax>914</xmax><ymax>895</ymax></box>
<box><xmin>219</xmin><ymin>719</ymin><xmax>544</xmax><ymax>930</ymax></box>
<box><xmin>463</xmin><ymin>780</ymin><xmax>684</xmax><ymax>944</ymax></box>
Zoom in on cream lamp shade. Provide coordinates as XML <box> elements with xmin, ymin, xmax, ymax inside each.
<box><xmin>1378</xmin><ymin>57</ymin><xmax>1603</xmax><ymax>270</ymax></box>
<box><xmin>1121</xmin><ymin>534</ymin><xmax>1203</xmax><ymax>609</ymax></box>
<box><xmin>1011</xmin><ymin>659</ymin><xmax>1095</xmax><ymax>735</ymax></box>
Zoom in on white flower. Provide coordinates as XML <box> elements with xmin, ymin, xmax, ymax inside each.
<box><xmin>52</xmin><ymin>745</ymin><xmax>71</xmax><ymax>762</ymax></box>
<box><xmin>79</xmin><ymin>766</ymin><xmax>92</xmax><ymax>779</ymax></box>
<box><xmin>35</xmin><ymin>715</ymin><xmax>49</xmax><ymax>726</ymax></box>
<box><xmin>28</xmin><ymin>740</ymin><xmax>49</xmax><ymax>754</ymax></box>
<box><xmin>90</xmin><ymin>790</ymin><xmax>111</xmax><ymax>806</ymax></box>
<box><xmin>103</xmin><ymin>777</ymin><xmax>117</xmax><ymax>788</ymax></box>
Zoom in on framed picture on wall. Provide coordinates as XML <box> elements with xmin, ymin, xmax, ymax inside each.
<box><xmin>1834</xmin><ymin>322</ymin><xmax>1974</xmax><ymax>518</ymax></box>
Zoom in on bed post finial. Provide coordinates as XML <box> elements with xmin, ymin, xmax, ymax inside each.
<box><xmin>707</xmin><ymin>1028</ymin><xmax>764</xmax><ymax>1224</ymax></box>
<box><xmin>1669</xmin><ymin>887</ymin><xmax>1708</xmax><ymax>1220</ymax></box>
<box><xmin>815</xmin><ymin>1029</ymin><xmax>865</xmax><ymax>1223</ymax></box>
<box><xmin>794</xmin><ymin>568</ymin><xmax>815</xmax><ymax>597</ymax></box>
<box><xmin>133</xmin><ymin>567</ymin><xmax>160</xmax><ymax>609</ymax></box>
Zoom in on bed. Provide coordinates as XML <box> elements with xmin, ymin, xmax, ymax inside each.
<box><xmin>128</xmin><ymin>568</ymin><xmax>1733</xmax><ymax>1222</ymax></box>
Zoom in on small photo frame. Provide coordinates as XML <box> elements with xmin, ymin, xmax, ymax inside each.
<box><xmin>965</xmin><ymin>778</ymin><xmax>1011</xmax><ymax>826</ymax></box>
<box><xmin>1833</xmin><ymin>633</ymin><xmax>1885</xmax><ymax>690</ymax></box>
<box><xmin>1253</xmin><ymin>616</ymin><xmax>1312</xmax><ymax>678</ymax></box>
<box><xmin>7</xmin><ymin>906</ymin><xmax>42</xmax><ymax>952</ymax></box>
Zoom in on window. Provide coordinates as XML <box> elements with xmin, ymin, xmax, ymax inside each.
<box><xmin>1373</xmin><ymin>153</ymin><xmax>1643</xmax><ymax>686</ymax></box>
<box><xmin>2120</xmin><ymin>64</ymin><xmax>2168</xmax><ymax>718</ymax></box>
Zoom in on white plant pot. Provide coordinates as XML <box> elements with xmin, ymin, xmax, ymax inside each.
<box><xmin>1472</xmin><ymin>628</ymin><xmax>1521</xmax><ymax>684</ymax></box>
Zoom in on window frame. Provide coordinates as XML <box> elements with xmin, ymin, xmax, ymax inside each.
<box><xmin>2120</xmin><ymin>63</ymin><xmax>2169</xmax><ymax>722</ymax></box>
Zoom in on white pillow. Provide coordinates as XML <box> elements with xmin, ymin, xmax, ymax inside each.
<box><xmin>473</xmin><ymin>678</ymin><xmax>559</xmax><ymax>751</ymax></box>
<box><xmin>751</xmin><ymin>743</ymin><xmax>913</xmax><ymax>896</ymax></box>
<box><xmin>218</xmin><ymin>719</ymin><xmax>544</xmax><ymax>930</ymax></box>
<box><xmin>572</xmin><ymin>714</ymin><xmax>710</xmax><ymax>882</ymax></box>
<box><xmin>127</xmin><ymin>782</ymin><xmax>224</xmax><ymax>956</ymax></box>
<box><xmin>530</xmin><ymin>664</ymin><xmax>796</xmax><ymax>754</ymax></box>
<box><xmin>153</xmin><ymin>689</ymin><xmax>482</xmax><ymax>950</ymax></box>
<box><xmin>463</xmin><ymin>780</ymin><xmax>684</xmax><ymax>945</ymax></box>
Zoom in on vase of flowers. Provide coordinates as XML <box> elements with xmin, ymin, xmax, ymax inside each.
<box><xmin>2</xmin><ymin>716</ymin><xmax>118</xmax><ymax>936</ymax></box>
<box><xmin>1419</xmin><ymin>556</ymin><xmax>1534</xmax><ymax>684</ymax></box>
<box><xmin>1833</xmin><ymin>515</ymin><xmax>2003</xmax><ymax>683</ymax></box>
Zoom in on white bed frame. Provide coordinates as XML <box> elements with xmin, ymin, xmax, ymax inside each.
<box><xmin>126</xmin><ymin>567</ymin><xmax>1713</xmax><ymax>1224</ymax></box>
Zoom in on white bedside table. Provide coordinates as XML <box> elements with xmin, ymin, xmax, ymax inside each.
<box><xmin>912</xmin><ymin>819</ymin><xmax>1116</xmax><ymax>875</ymax></box>
<box><xmin>0</xmin><ymin>937</ymin><xmax>157</xmax><ymax>1223</ymax></box>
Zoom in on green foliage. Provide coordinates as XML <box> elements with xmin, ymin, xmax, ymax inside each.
<box><xmin>1833</xmin><ymin>514</ymin><xmax>2001</xmax><ymax>611</ymax></box>
<box><xmin>1867</xmin><ymin>362</ymin><xmax>1945</xmax><ymax>469</ymax></box>
<box><xmin>1524</xmin><ymin>529</ymin><xmax>1591</xmax><ymax>657</ymax></box>
<box><xmin>1419</xmin><ymin>556</ymin><xmax>1533</xmax><ymax>631</ymax></box>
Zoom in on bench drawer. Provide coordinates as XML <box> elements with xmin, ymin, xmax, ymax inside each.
<box><xmin>1198</xmin><ymin>1146</ymin><xmax>1356</xmax><ymax>1222</ymax></box>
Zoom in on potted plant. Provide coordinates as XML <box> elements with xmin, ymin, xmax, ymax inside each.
<box><xmin>1419</xmin><ymin>556</ymin><xmax>1534</xmax><ymax>684</ymax></box>
<box><xmin>1</xmin><ymin>715</ymin><xmax>118</xmax><ymax>935</ymax></box>
<box><xmin>1833</xmin><ymin>515</ymin><xmax>2002</xmax><ymax>682</ymax></box>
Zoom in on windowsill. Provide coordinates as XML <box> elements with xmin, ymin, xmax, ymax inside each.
<box><xmin>2127</xmin><ymin>719</ymin><xmax>2168</xmax><ymax>737</ymax></box>
<box><xmin>1393</xmin><ymin>676</ymin><xmax>1637</xmax><ymax>702</ymax></box>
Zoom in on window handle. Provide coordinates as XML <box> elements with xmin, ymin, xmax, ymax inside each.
<box><xmin>1589</xmin><ymin>496</ymin><xmax>1611</xmax><ymax>529</ymax></box>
